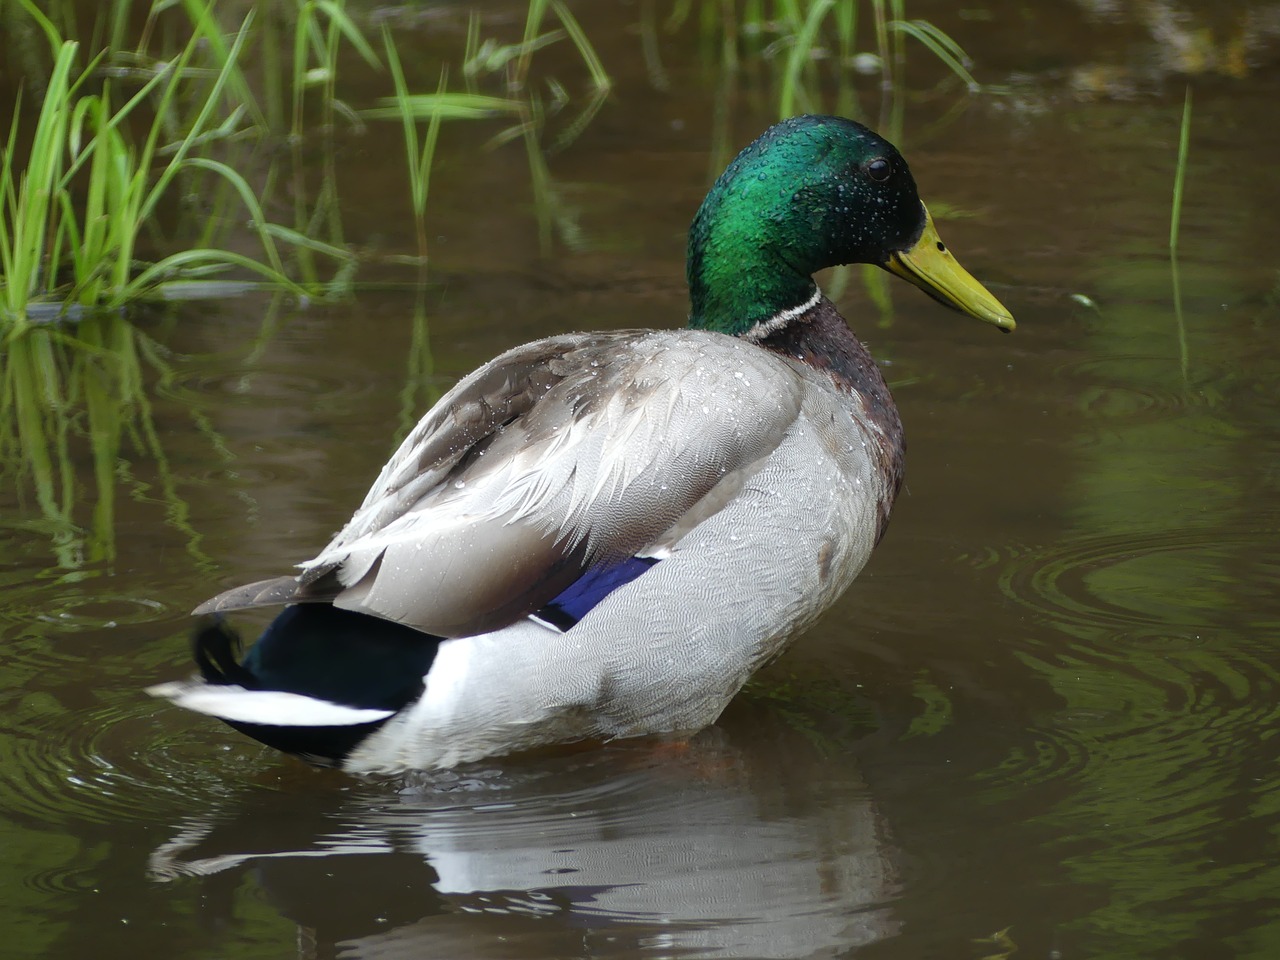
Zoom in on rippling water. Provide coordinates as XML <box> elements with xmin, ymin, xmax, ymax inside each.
<box><xmin>3</xmin><ymin>2</ymin><xmax>1280</xmax><ymax>959</ymax></box>
<box><xmin>147</xmin><ymin>732</ymin><xmax>894</xmax><ymax>958</ymax></box>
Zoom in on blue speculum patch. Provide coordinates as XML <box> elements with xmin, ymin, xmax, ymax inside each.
<box><xmin>536</xmin><ymin>556</ymin><xmax>661</xmax><ymax>631</ymax></box>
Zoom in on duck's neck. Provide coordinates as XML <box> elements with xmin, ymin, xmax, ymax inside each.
<box><xmin>754</xmin><ymin>294</ymin><xmax>906</xmax><ymax>537</ymax></box>
<box><xmin>684</xmin><ymin>145</ymin><xmax>827</xmax><ymax>335</ymax></box>
<box><xmin>686</xmin><ymin>238</ymin><xmax>818</xmax><ymax>335</ymax></box>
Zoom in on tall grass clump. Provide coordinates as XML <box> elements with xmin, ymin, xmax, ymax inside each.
<box><xmin>0</xmin><ymin>5</ymin><xmax>359</xmax><ymax>329</ymax></box>
<box><xmin>667</xmin><ymin>0</ymin><xmax>983</xmax><ymax>129</ymax></box>
<box><xmin>378</xmin><ymin>30</ymin><xmax>522</xmax><ymax>262</ymax></box>
<box><xmin>369</xmin><ymin>0</ymin><xmax>613</xmax><ymax>258</ymax></box>
<box><xmin>0</xmin><ymin>1</ymin><xmax>347</xmax><ymax>567</ymax></box>
<box><xmin>3</xmin><ymin>0</ymin><xmax>616</xmax><ymax>311</ymax></box>
<box><xmin>1</xmin><ymin>0</ymin><xmax>615</xmax><ymax>564</ymax></box>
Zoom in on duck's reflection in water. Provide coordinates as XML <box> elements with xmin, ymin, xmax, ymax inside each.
<box><xmin>152</xmin><ymin>721</ymin><xmax>898</xmax><ymax>959</ymax></box>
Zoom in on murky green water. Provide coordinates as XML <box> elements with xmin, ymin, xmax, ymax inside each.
<box><xmin>3</xmin><ymin>2</ymin><xmax>1280</xmax><ymax>958</ymax></box>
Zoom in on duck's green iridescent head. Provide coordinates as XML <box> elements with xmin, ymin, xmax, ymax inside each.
<box><xmin>686</xmin><ymin>115</ymin><xmax>1013</xmax><ymax>335</ymax></box>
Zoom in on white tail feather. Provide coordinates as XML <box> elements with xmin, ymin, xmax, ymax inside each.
<box><xmin>146</xmin><ymin>682</ymin><xmax>395</xmax><ymax>726</ymax></box>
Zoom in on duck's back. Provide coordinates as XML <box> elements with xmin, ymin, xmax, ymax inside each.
<box><xmin>198</xmin><ymin>327</ymin><xmax>889</xmax><ymax>634</ymax></box>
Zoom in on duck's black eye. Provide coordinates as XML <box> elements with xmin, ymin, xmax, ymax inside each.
<box><xmin>864</xmin><ymin>158</ymin><xmax>891</xmax><ymax>182</ymax></box>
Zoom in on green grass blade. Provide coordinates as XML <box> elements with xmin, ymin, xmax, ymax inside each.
<box><xmin>292</xmin><ymin>0</ymin><xmax>314</xmax><ymax>138</ymax></box>
<box><xmin>122</xmin><ymin>248</ymin><xmax>306</xmax><ymax>301</ymax></box>
<box><xmin>14</xmin><ymin>0</ymin><xmax>64</xmax><ymax>51</ymax></box>
<box><xmin>550</xmin><ymin>0</ymin><xmax>611</xmax><ymax>92</ymax></box>
<box><xmin>886</xmin><ymin>19</ymin><xmax>980</xmax><ymax>92</ymax></box>
<box><xmin>415</xmin><ymin>69</ymin><xmax>449</xmax><ymax>259</ymax></box>
<box><xmin>382</xmin><ymin>25</ymin><xmax>430</xmax><ymax>257</ymax></box>
<box><xmin>59</xmin><ymin>49</ymin><xmax>169</xmax><ymax>187</ymax></box>
<box><xmin>1170</xmin><ymin>86</ymin><xmax>1192</xmax><ymax>382</ymax></box>
<box><xmin>780</xmin><ymin>0</ymin><xmax>834</xmax><ymax>118</ymax></box>
<box><xmin>259</xmin><ymin>222</ymin><xmax>353</xmax><ymax>262</ymax></box>
<box><xmin>165</xmin><ymin>156</ymin><xmax>296</xmax><ymax>292</ymax></box>
<box><xmin>5</xmin><ymin>42</ymin><xmax>75</xmax><ymax>315</ymax></box>
<box><xmin>178</xmin><ymin>0</ymin><xmax>264</xmax><ymax>128</ymax></box>
<box><xmin>1170</xmin><ymin>86</ymin><xmax>1192</xmax><ymax>256</ymax></box>
<box><xmin>139</xmin><ymin>11</ymin><xmax>256</xmax><ymax>223</ymax></box>
<box><xmin>315</xmin><ymin>0</ymin><xmax>381</xmax><ymax>69</ymax></box>
<box><xmin>516</xmin><ymin>0</ymin><xmax>550</xmax><ymax>87</ymax></box>
<box><xmin>364</xmin><ymin>93</ymin><xmax>523</xmax><ymax>122</ymax></box>
<box><xmin>464</xmin><ymin>12</ymin><xmax>482</xmax><ymax>92</ymax></box>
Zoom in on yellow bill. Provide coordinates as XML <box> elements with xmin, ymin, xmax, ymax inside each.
<box><xmin>884</xmin><ymin>204</ymin><xmax>1015</xmax><ymax>331</ymax></box>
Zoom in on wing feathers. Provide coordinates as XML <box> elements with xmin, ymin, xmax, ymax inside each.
<box><xmin>198</xmin><ymin>330</ymin><xmax>807</xmax><ymax>637</ymax></box>
<box><xmin>192</xmin><ymin>575</ymin><xmax>329</xmax><ymax>615</ymax></box>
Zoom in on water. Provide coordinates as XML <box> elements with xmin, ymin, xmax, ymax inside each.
<box><xmin>3</xmin><ymin>2</ymin><xmax>1280</xmax><ymax>958</ymax></box>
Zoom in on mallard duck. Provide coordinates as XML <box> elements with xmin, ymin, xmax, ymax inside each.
<box><xmin>149</xmin><ymin>115</ymin><xmax>1013</xmax><ymax>774</ymax></box>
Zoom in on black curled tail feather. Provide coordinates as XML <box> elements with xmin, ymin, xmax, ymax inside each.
<box><xmin>192</xmin><ymin>615</ymin><xmax>258</xmax><ymax>688</ymax></box>
<box><xmin>183</xmin><ymin>607</ymin><xmax>443</xmax><ymax>768</ymax></box>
